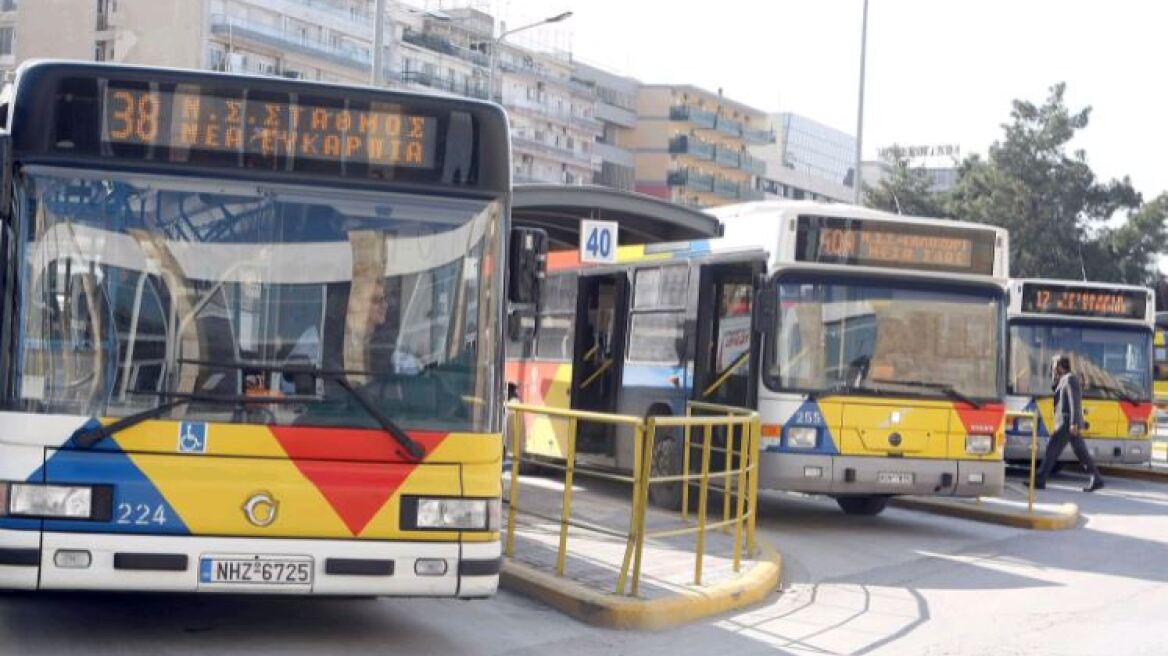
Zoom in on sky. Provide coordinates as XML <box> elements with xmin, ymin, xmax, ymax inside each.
<box><xmin>418</xmin><ymin>0</ymin><xmax>1168</xmax><ymax>269</ymax></box>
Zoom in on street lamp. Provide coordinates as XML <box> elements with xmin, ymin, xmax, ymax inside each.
<box><xmin>853</xmin><ymin>0</ymin><xmax>869</xmax><ymax>204</ymax></box>
<box><xmin>487</xmin><ymin>11</ymin><xmax>573</xmax><ymax>103</ymax></box>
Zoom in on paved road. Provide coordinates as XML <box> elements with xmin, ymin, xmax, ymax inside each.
<box><xmin>3</xmin><ymin>470</ymin><xmax>1166</xmax><ymax>655</ymax></box>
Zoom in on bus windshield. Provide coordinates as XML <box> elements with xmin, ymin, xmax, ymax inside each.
<box><xmin>1009</xmin><ymin>322</ymin><xmax>1152</xmax><ymax>401</ymax></box>
<box><xmin>12</xmin><ymin>168</ymin><xmax>501</xmax><ymax>432</ymax></box>
<box><xmin>768</xmin><ymin>278</ymin><xmax>1002</xmax><ymax>401</ymax></box>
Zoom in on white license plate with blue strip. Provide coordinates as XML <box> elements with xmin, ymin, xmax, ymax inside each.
<box><xmin>199</xmin><ymin>555</ymin><xmax>313</xmax><ymax>588</ymax></box>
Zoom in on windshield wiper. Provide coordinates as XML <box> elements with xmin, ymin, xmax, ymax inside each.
<box><xmin>176</xmin><ymin>358</ymin><xmax>426</xmax><ymax>459</ymax></box>
<box><xmin>869</xmin><ymin>378</ymin><xmax>982</xmax><ymax>408</ymax></box>
<box><xmin>71</xmin><ymin>394</ymin><xmax>262</xmax><ymax>448</ymax></box>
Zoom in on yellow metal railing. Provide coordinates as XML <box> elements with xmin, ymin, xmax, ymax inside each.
<box><xmin>504</xmin><ymin>400</ymin><xmax>760</xmax><ymax>597</ymax></box>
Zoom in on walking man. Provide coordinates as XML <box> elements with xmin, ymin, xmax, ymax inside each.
<box><xmin>1036</xmin><ymin>355</ymin><xmax>1105</xmax><ymax>492</ymax></box>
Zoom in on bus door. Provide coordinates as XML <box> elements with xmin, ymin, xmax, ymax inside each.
<box><xmin>693</xmin><ymin>261</ymin><xmax>760</xmax><ymax>409</ymax></box>
<box><xmin>570</xmin><ymin>272</ymin><xmax>630</xmax><ymax>458</ymax></box>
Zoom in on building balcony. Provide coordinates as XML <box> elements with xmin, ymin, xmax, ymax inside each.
<box><xmin>593</xmin><ymin>141</ymin><xmax>634</xmax><ymax>168</ymax></box>
<box><xmin>209</xmin><ymin>14</ymin><xmax>371</xmax><ymax>70</ymax></box>
<box><xmin>396</xmin><ymin>71</ymin><xmax>488</xmax><ymax>100</ymax></box>
<box><xmin>714</xmin><ymin>146</ymin><xmax>741</xmax><ymax>169</ymax></box>
<box><xmin>400</xmin><ymin>29</ymin><xmax>489</xmax><ymax>68</ymax></box>
<box><xmin>595</xmin><ymin>101</ymin><xmax>636</xmax><ymax>128</ymax></box>
<box><xmin>669</xmin><ymin>105</ymin><xmax>717</xmax><ymax>129</ymax></box>
<box><xmin>499</xmin><ymin>61</ymin><xmax>593</xmax><ymax>97</ymax></box>
<box><xmin>742</xmin><ymin>125</ymin><xmax>776</xmax><ymax>144</ymax></box>
<box><xmin>512</xmin><ymin>134</ymin><xmax>599</xmax><ymax>169</ymax></box>
<box><xmin>741</xmin><ymin>153</ymin><xmax>766</xmax><ymax>175</ymax></box>
<box><xmin>666</xmin><ymin>169</ymin><xmax>715</xmax><ymax>193</ymax></box>
<box><xmin>285</xmin><ymin>0</ymin><xmax>373</xmax><ymax>29</ymax></box>
<box><xmin>668</xmin><ymin>135</ymin><xmax>715</xmax><ymax>161</ymax></box>
<box><xmin>714</xmin><ymin>115</ymin><xmax>742</xmax><ymax>137</ymax></box>
<box><xmin>714</xmin><ymin>177</ymin><xmax>740</xmax><ymax>199</ymax></box>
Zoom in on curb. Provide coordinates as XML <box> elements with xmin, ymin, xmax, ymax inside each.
<box><xmin>890</xmin><ymin>497</ymin><xmax>1079</xmax><ymax>531</ymax></box>
<box><xmin>1099</xmin><ymin>465</ymin><xmax>1168</xmax><ymax>483</ymax></box>
<box><xmin>499</xmin><ymin>542</ymin><xmax>782</xmax><ymax>630</ymax></box>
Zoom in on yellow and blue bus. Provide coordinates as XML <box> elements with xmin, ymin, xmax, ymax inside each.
<box><xmin>1005</xmin><ymin>280</ymin><xmax>1156</xmax><ymax>468</ymax></box>
<box><xmin>0</xmin><ymin>61</ymin><xmax>528</xmax><ymax>596</ymax></box>
<box><xmin>1149</xmin><ymin>311</ymin><xmax>1166</xmax><ymax>454</ymax></box>
<box><xmin>508</xmin><ymin>201</ymin><xmax>1010</xmax><ymax>515</ymax></box>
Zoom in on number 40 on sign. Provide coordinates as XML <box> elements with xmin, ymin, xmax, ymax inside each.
<box><xmin>580</xmin><ymin>220</ymin><xmax>618</xmax><ymax>264</ymax></box>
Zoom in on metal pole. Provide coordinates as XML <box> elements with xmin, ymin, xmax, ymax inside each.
<box><xmin>371</xmin><ymin>0</ymin><xmax>386</xmax><ymax>86</ymax></box>
<box><xmin>853</xmin><ymin>0</ymin><xmax>869</xmax><ymax>205</ymax></box>
<box><xmin>488</xmin><ymin>21</ymin><xmax>504</xmax><ymax>104</ymax></box>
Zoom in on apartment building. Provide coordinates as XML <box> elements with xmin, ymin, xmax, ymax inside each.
<box><xmin>632</xmin><ymin>84</ymin><xmax>772</xmax><ymax>208</ymax></box>
<box><xmin>572</xmin><ymin>61</ymin><xmax>638</xmax><ymax>191</ymax></box>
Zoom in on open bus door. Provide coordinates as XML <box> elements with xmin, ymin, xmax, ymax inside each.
<box><xmin>692</xmin><ymin>260</ymin><xmax>762</xmax><ymax>410</ymax></box>
<box><xmin>569</xmin><ymin>272</ymin><xmax>630</xmax><ymax>462</ymax></box>
<box><xmin>647</xmin><ymin>258</ymin><xmax>762</xmax><ymax>509</ymax></box>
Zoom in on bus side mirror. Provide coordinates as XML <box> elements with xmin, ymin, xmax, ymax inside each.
<box><xmin>508</xmin><ymin>227</ymin><xmax>547</xmax><ymax>304</ymax></box>
<box><xmin>0</xmin><ymin>133</ymin><xmax>10</xmax><ymax>221</ymax></box>
<box><xmin>753</xmin><ymin>277</ymin><xmax>775</xmax><ymax>336</ymax></box>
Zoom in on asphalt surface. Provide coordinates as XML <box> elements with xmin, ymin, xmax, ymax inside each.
<box><xmin>4</xmin><ymin>469</ymin><xmax>1167</xmax><ymax>656</ymax></box>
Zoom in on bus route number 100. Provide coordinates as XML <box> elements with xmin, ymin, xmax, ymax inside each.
<box><xmin>580</xmin><ymin>220</ymin><xmax>618</xmax><ymax>264</ymax></box>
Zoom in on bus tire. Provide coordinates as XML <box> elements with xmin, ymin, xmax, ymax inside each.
<box><xmin>835</xmin><ymin>495</ymin><xmax>890</xmax><ymax>516</ymax></box>
<box><xmin>648</xmin><ymin>433</ymin><xmax>685</xmax><ymax>510</ymax></box>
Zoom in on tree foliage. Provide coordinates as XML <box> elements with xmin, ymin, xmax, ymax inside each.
<box><xmin>866</xmin><ymin>83</ymin><xmax>1167</xmax><ymax>285</ymax></box>
<box><xmin>863</xmin><ymin>146</ymin><xmax>947</xmax><ymax>218</ymax></box>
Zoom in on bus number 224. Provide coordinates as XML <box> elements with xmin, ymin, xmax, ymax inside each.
<box><xmin>116</xmin><ymin>502</ymin><xmax>168</xmax><ymax>526</ymax></box>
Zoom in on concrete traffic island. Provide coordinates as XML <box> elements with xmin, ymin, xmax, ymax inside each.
<box><xmin>1098</xmin><ymin>463</ymin><xmax>1168</xmax><ymax>483</ymax></box>
<box><xmin>500</xmin><ymin>476</ymin><xmax>782</xmax><ymax>630</ymax></box>
<box><xmin>891</xmin><ymin>494</ymin><xmax>1079</xmax><ymax>530</ymax></box>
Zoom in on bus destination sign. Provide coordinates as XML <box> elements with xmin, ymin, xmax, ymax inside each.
<box><xmin>101</xmin><ymin>85</ymin><xmax>439</xmax><ymax>169</ymax></box>
<box><xmin>795</xmin><ymin>215</ymin><xmax>996</xmax><ymax>275</ymax></box>
<box><xmin>1021</xmin><ymin>283</ymin><xmax>1148</xmax><ymax>321</ymax></box>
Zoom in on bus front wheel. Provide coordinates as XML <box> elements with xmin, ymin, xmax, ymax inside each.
<box><xmin>835</xmin><ymin>495</ymin><xmax>890</xmax><ymax>516</ymax></box>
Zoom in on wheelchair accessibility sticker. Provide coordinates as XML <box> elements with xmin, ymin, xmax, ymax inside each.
<box><xmin>178</xmin><ymin>422</ymin><xmax>208</xmax><ymax>454</ymax></box>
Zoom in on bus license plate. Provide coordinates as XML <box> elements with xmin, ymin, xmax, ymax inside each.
<box><xmin>199</xmin><ymin>557</ymin><xmax>313</xmax><ymax>587</ymax></box>
<box><xmin>878</xmin><ymin>472</ymin><xmax>914</xmax><ymax>485</ymax></box>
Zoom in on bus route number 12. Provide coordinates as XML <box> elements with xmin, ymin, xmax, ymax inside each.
<box><xmin>580</xmin><ymin>220</ymin><xmax>618</xmax><ymax>264</ymax></box>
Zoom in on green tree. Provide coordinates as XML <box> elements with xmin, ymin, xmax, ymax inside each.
<box><xmin>947</xmin><ymin>83</ymin><xmax>1160</xmax><ymax>283</ymax></box>
<box><xmin>863</xmin><ymin>145</ymin><xmax>948</xmax><ymax>217</ymax></box>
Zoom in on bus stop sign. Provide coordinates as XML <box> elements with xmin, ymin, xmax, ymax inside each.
<box><xmin>580</xmin><ymin>220</ymin><xmax>618</xmax><ymax>264</ymax></box>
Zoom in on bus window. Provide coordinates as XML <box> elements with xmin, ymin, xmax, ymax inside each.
<box><xmin>535</xmin><ymin>272</ymin><xmax>577</xmax><ymax>361</ymax></box>
<box><xmin>628</xmin><ymin>266</ymin><xmax>689</xmax><ymax>364</ymax></box>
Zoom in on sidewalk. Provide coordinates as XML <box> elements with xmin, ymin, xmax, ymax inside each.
<box><xmin>500</xmin><ymin>473</ymin><xmax>782</xmax><ymax>630</ymax></box>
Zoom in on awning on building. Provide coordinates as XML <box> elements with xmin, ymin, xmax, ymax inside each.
<box><xmin>512</xmin><ymin>184</ymin><xmax>723</xmax><ymax>249</ymax></box>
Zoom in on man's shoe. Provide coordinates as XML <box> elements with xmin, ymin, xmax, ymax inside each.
<box><xmin>1083</xmin><ymin>476</ymin><xmax>1104</xmax><ymax>492</ymax></box>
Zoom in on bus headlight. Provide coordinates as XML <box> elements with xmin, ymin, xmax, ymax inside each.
<box><xmin>407</xmin><ymin>497</ymin><xmax>499</xmax><ymax>531</ymax></box>
<box><xmin>965</xmin><ymin>434</ymin><xmax>994</xmax><ymax>455</ymax></box>
<box><xmin>6</xmin><ymin>484</ymin><xmax>94</xmax><ymax>519</ymax></box>
<box><xmin>786</xmin><ymin>426</ymin><xmax>818</xmax><ymax>449</ymax></box>
<box><xmin>1129</xmin><ymin>422</ymin><xmax>1147</xmax><ymax>437</ymax></box>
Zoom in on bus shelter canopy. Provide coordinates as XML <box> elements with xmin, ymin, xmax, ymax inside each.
<box><xmin>512</xmin><ymin>184</ymin><xmax>723</xmax><ymax>249</ymax></box>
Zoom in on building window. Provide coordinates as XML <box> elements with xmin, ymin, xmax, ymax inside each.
<box><xmin>1</xmin><ymin>0</ymin><xmax>17</xmax><ymax>11</ymax></box>
<box><xmin>0</xmin><ymin>26</ymin><xmax>12</xmax><ymax>56</ymax></box>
